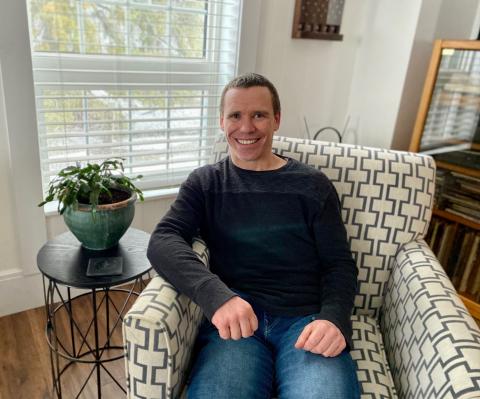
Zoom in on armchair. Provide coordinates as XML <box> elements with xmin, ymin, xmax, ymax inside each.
<box><xmin>123</xmin><ymin>136</ymin><xmax>480</xmax><ymax>398</ymax></box>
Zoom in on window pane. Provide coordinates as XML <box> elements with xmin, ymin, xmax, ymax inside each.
<box><xmin>173</xmin><ymin>0</ymin><xmax>207</xmax><ymax>11</ymax></box>
<box><xmin>171</xmin><ymin>11</ymin><xmax>206</xmax><ymax>58</ymax></box>
<box><xmin>29</xmin><ymin>0</ymin><xmax>80</xmax><ymax>53</ymax></box>
<box><xmin>29</xmin><ymin>0</ymin><xmax>207</xmax><ymax>58</ymax></box>
<box><xmin>129</xmin><ymin>8</ymin><xmax>168</xmax><ymax>57</ymax></box>
<box><xmin>83</xmin><ymin>2</ymin><xmax>127</xmax><ymax>55</ymax></box>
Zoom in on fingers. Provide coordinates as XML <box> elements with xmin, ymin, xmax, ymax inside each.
<box><xmin>294</xmin><ymin>323</ymin><xmax>312</xmax><ymax>349</ymax></box>
<box><xmin>249</xmin><ymin>312</ymin><xmax>259</xmax><ymax>333</ymax></box>
<box><xmin>296</xmin><ymin>320</ymin><xmax>346</xmax><ymax>357</ymax></box>
<box><xmin>322</xmin><ymin>338</ymin><xmax>346</xmax><ymax>357</ymax></box>
<box><xmin>217</xmin><ymin>325</ymin><xmax>231</xmax><ymax>340</ymax></box>
<box><xmin>211</xmin><ymin>296</ymin><xmax>257</xmax><ymax>340</ymax></box>
<box><xmin>230</xmin><ymin>320</ymin><xmax>242</xmax><ymax>340</ymax></box>
<box><xmin>303</xmin><ymin>327</ymin><xmax>326</xmax><ymax>352</ymax></box>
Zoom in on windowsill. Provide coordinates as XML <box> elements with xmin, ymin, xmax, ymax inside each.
<box><xmin>43</xmin><ymin>186</ymin><xmax>180</xmax><ymax>217</ymax></box>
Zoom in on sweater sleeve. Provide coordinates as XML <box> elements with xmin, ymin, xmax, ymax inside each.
<box><xmin>312</xmin><ymin>184</ymin><xmax>357</xmax><ymax>350</ymax></box>
<box><xmin>147</xmin><ymin>171</ymin><xmax>237</xmax><ymax>320</ymax></box>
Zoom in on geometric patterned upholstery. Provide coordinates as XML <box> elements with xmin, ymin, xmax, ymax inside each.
<box><xmin>123</xmin><ymin>239</ymin><xmax>207</xmax><ymax>399</ymax></box>
<box><xmin>123</xmin><ymin>136</ymin><xmax>480</xmax><ymax>399</ymax></box>
<box><xmin>351</xmin><ymin>315</ymin><xmax>398</xmax><ymax>399</ymax></box>
<box><xmin>382</xmin><ymin>240</ymin><xmax>480</xmax><ymax>399</ymax></box>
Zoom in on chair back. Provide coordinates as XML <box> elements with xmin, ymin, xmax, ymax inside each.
<box><xmin>210</xmin><ymin>136</ymin><xmax>435</xmax><ymax>318</ymax></box>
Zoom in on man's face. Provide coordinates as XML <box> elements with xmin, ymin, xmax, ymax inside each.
<box><xmin>220</xmin><ymin>86</ymin><xmax>280</xmax><ymax>169</ymax></box>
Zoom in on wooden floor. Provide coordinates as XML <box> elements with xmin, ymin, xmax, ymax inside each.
<box><xmin>0</xmin><ymin>289</ymin><xmax>138</xmax><ymax>399</ymax></box>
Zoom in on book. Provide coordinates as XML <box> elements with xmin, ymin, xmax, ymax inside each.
<box><xmin>451</xmin><ymin>171</ymin><xmax>480</xmax><ymax>184</ymax></box>
<box><xmin>445</xmin><ymin>208</ymin><xmax>480</xmax><ymax>223</ymax></box>
<box><xmin>437</xmin><ymin>223</ymin><xmax>456</xmax><ymax>268</ymax></box>
<box><xmin>432</xmin><ymin>221</ymin><xmax>446</xmax><ymax>256</ymax></box>
<box><xmin>474</xmin><ymin>264</ymin><xmax>480</xmax><ymax>301</ymax></box>
<box><xmin>452</xmin><ymin>232</ymin><xmax>475</xmax><ymax>287</ymax></box>
<box><xmin>86</xmin><ymin>256</ymin><xmax>123</xmax><ymax>277</ymax></box>
<box><xmin>465</xmin><ymin>239</ymin><xmax>480</xmax><ymax>297</ymax></box>
<box><xmin>428</xmin><ymin>219</ymin><xmax>443</xmax><ymax>253</ymax></box>
<box><xmin>444</xmin><ymin>226</ymin><xmax>466</xmax><ymax>277</ymax></box>
<box><xmin>425</xmin><ymin>218</ymin><xmax>437</xmax><ymax>244</ymax></box>
<box><xmin>459</xmin><ymin>235</ymin><xmax>480</xmax><ymax>293</ymax></box>
<box><xmin>442</xmin><ymin>193</ymin><xmax>480</xmax><ymax>210</ymax></box>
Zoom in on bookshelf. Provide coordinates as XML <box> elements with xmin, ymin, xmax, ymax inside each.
<box><xmin>410</xmin><ymin>40</ymin><xmax>480</xmax><ymax>320</ymax></box>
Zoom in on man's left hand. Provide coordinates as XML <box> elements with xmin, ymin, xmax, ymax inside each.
<box><xmin>294</xmin><ymin>319</ymin><xmax>346</xmax><ymax>357</ymax></box>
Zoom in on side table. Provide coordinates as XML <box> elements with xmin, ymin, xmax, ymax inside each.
<box><xmin>37</xmin><ymin>228</ymin><xmax>152</xmax><ymax>398</ymax></box>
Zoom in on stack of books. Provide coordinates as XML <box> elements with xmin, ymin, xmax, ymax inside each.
<box><xmin>426</xmin><ymin>220</ymin><xmax>480</xmax><ymax>300</ymax></box>
<box><xmin>435</xmin><ymin>170</ymin><xmax>480</xmax><ymax>223</ymax></box>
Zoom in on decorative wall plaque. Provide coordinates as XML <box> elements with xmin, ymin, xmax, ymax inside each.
<box><xmin>292</xmin><ymin>0</ymin><xmax>345</xmax><ymax>41</ymax></box>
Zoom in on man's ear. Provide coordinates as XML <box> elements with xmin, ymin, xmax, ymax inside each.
<box><xmin>274</xmin><ymin>112</ymin><xmax>281</xmax><ymax>132</ymax></box>
<box><xmin>220</xmin><ymin>113</ymin><xmax>225</xmax><ymax>131</ymax></box>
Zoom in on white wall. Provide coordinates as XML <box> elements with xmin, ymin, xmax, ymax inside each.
<box><xmin>254</xmin><ymin>0</ymin><xmax>425</xmax><ymax>146</ymax></box>
<box><xmin>0</xmin><ymin>0</ymin><xmax>48</xmax><ymax>316</ymax></box>
<box><xmin>254</xmin><ymin>0</ymin><xmax>370</xmax><ymax>140</ymax></box>
<box><xmin>0</xmin><ymin>65</ymin><xmax>21</xmax><ymax>275</ymax></box>
<box><xmin>345</xmin><ymin>0</ymin><xmax>423</xmax><ymax>149</ymax></box>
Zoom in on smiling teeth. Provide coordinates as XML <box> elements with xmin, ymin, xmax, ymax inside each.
<box><xmin>237</xmin><ymin>139</ymin><xmax>258</xmax><ymax>144</ymax></box>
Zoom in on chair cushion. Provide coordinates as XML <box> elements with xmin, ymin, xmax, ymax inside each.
<box><xmin>351</xmin><ymin>315</ymin><xmax>398</xmax><ymax>398</ymax></box>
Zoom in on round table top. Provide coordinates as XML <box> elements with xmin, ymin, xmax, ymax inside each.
<box><xmin>37</xmin><ymin>228</ymin><xmax>151</xmax><ymax>289</ymax></box>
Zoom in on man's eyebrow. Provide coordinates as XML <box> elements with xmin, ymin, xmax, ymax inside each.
<box><xmin>226</xmin><ymin>110</ymin><xmax>240</xmax><ymax>117</ymax></box>
<box><xmin>225</xmin><ymin>109</ymin><xmax>271</xmax><ymax>117</ymax></box>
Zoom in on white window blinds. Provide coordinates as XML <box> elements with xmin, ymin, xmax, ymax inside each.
<box><xmin>27</xmin><ymin>0</ymin><xmax>241</xmax><ymax>191</ymax></box>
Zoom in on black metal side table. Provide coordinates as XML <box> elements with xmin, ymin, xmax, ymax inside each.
<box><xmin>37</xmin><ymin>228</ymin><xmax>151</xmax><ymax>398</ymax></box>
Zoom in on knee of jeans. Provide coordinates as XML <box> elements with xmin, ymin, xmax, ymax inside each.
<box><xmin>278</xmin><ymin>352</ymin><xmax>360</xmax><ymax>399</ymax></box>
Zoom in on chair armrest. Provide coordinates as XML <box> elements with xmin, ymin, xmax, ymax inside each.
<box><xmin>123</xmin><ymin>238</ymin><xmax>208</xmax><ymax>399</ymax></box>
<box><xmin>381</xmin><ymin>239</ymin><xmax>480</xmax><ymax>399</ymax></box>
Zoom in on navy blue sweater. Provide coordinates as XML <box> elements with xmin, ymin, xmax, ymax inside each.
<box><xmin>147</xmin><ymin>156</ymin><xmax>357</xmax><ymax>349</ymax></box>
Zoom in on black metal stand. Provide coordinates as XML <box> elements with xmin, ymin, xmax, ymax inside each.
<box><xmin>44</xmin><ymin>278</ymin><xmax>149</xmax><ymax>398</ymax></box>
<box><xmin>37</xmin><ymin>228</ymin><xmax>151</xmax><ymax>398</ymax></box>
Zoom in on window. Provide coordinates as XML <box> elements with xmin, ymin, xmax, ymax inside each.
<box><xmin>27</xmin><ymin>0</ymin><xmax>241</xmax><ymax>191</ymax></box>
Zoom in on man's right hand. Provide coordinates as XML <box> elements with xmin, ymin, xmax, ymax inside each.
<box><xmin>211</xmin><ymin>296</ymin><xmax>258</xmax><ymax>340</ymax></box>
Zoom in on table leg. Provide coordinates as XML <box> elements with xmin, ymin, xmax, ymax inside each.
<box><xmin>45</xmin><ymin>279</ymin><xmax>62</xmax><ymax>398</ymax></box>
<box><xmin>105</xmin><ymin>288</ymin><xmax>110</xmax><ymax>348</ymax></box>
<box><xmin>92</xmin><ymin>288</ymin><xmax>102</xmax><ymax>398</ymax></box>
<box><xmin>67</xmin><ymin>287</ymin><xmax>76</xmax><ymax>357</ymax></box>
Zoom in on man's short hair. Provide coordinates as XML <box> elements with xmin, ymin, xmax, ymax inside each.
<box><xmin>220</xmin><ymin>73</ymin><xmax>281</xmax><ymax>115</ymax></box>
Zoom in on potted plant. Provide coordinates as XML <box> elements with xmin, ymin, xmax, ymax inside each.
<box><xmin>39</xmin><ymin>158</ymin><xmax>144</xmax><ymax>250</ymax></box>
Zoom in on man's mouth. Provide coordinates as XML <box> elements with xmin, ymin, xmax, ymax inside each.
<box><xmin>236</xmin><ymin>138</ymin><xmax>260</xmax><ymax>145</ymax></box>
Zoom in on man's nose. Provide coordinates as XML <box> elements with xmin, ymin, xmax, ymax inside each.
<box><xmin>239</xmin><ymin>117</ymin><xmax>255</xmax><ymax>133</ymax></box>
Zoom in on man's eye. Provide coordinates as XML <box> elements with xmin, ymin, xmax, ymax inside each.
<box><xmin>229</xmin><ymin>113</ymin><xmax>240</xmax><ymax>119</ymax></box>
<box><xmin>254</xmin><ymin>113</ymin><xmax>265</xmax><ymax>119</ymax></box>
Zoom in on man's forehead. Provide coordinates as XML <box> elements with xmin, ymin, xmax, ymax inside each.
<box><xmin>223</xmin><ymin>86</ymin><xmax>273</xmax><ymax>109</ymax></box>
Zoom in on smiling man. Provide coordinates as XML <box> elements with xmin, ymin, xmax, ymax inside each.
<box><xmin>147</xmin><ymin>73</ymin><xmax>360</xmax><ymax>399</ymax></box>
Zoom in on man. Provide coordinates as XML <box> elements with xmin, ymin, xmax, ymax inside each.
<box><xmin>147</xmin><ymin>73</ymin><xmax>360</xmax><ymax>398</ymax></box>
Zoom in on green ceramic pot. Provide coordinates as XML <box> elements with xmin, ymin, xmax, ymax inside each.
<box><xmin>63</xmin><ymin>191</ymin><xmax>137</xmax><ymax>250</ymax></box>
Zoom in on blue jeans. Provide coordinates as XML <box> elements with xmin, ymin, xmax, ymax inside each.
<box><xmin>186</xmin><ymin>290</ymin><xmax>360</xmax><ymax>399</ymax></box>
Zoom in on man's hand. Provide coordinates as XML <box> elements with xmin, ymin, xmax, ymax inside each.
<box><xmin>211</xmin><ymin>296</ymin><xmax>258</xmax><ymax>340</ymax></box>
<box><xmin>294</xmin><ymin>319</ymin><xmax>346</xmax><ymax>357</ymax></box>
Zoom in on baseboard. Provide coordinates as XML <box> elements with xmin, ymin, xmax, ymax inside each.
<box><xmin>0</xmin><ymin>267</ymin><xmax>24</xmax><ymax>281</ymax></box>
<box><xmin>0</xmin><ymin>268</ymin><xmax>154</xmax><ymax>318</ymax></box>
<box><xmin>0</xmin><ymin>271</ymin><xmax>45</xmax><ymax>317</ymax></box>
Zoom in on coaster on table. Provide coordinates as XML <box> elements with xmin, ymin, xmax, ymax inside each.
<box><xmin>86</xmin><ymin>256</ymin><xmax>123</xmax><ymax>277</ymax></box>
